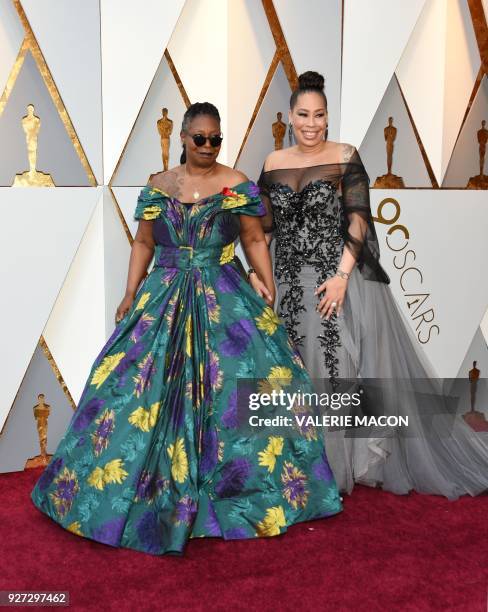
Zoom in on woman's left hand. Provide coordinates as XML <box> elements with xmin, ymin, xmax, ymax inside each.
<box><xmin>315</xmin><ymin>276</ymin><xmax>348</xmax><ymax>320</ymax></box>
<box><xmin>249</xmin><ymin>273</ymin><xmax>275</xmax><ymax>307</ymax></box>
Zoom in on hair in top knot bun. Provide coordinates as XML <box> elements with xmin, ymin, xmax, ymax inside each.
<box><xmin>298</xmin><ymin>71</ymin><xmax>324</xmax><ymax>92</ymax></box>
<box><xmin>290</xmin><ymin>71</ymin><xmax>327</xmax><ymax>110</ymax></box>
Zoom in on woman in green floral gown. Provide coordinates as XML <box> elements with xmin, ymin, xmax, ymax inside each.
<box><xmin>31</xmin><ymin>103</ymin><xmax>342</xmax><ymax>555</ymax></box>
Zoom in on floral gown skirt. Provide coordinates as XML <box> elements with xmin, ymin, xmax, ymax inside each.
<box><xmin>31</xmin><ymin>182</ymin><xmax>342</xmax><ymax>555</ymax></box>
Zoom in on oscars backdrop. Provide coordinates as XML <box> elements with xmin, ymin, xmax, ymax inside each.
<box><xmin>0</xmin><ymin>0</ymin><xmax>487</xmax><ymax>472</ymax></box>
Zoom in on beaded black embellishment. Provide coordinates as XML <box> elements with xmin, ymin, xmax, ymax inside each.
<box><xmin>269</xmin><ymin>180</ymin><xmax>344</xmax><ymax>386</ymax></box>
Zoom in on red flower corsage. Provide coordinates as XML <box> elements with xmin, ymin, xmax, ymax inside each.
<box><xmin>222</xmin><ymin>187</ymin><xmax>238</xmax><ymax>197</ymax></box>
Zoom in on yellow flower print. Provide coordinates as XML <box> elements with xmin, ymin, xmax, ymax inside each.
<box><xmin>165</xmin><ymin>289</ymin><xmax>180</xmax><ymax>326</ymax></box>
<box><xmin>67</xmin><ymin>521</ymin><xmax>83</xmax><ymax>536</ymax></box>
<box><xmin>268</xmin><ymin>366</ymin><xmax>293</xmax><ymax>385</ymax></box>
<box><xmin>258</xmin><ymin>436</ymin><xmax>284</xmax><ymax>473</ymax></box>
<box><xmin>185</xmin><ymin>315</ymin><xmax>192</xmax><ymax>357</ymax></box>
<box><xmin>128</xmin><ymin>402</ymin><xmax>160</xmax><ymax>431</ymax></box>
<box><xmin>134</xmin><ymin>292</ymin><xmax>151</xmax><ymax>311</ymax></box>
<box><xmin>91</xmin><ymin>352</ymin><xmax>125</xmax><ymax>389</ymax></box>
<box><xmin>255</xmin><ymin>306</ymin><xmax>281</xmax><ymax>335</ymax></box>
<box><xmin>281</xmin><ymin>461</ymin><xmax>309</xmax><ymax>509</ymax></box>
<box><xmin>258</xmin><ymin>365</ymin><xmax>293</xmax><ymax>394</ymax></box>
<box><xmin>87</xmin><ymin>459</ymin><xmax>128</xmax><ymax>490</ymax></box>
<box><xmin>167</xmin><ymin>438</ymin><xmax>189</xmax><ymax>483</ymax></box>
<box><xmin>222</xmin><ymin>192</ymin><xmax>247</xmax><ymax>209</ymax></box>
<box><xmin>256</xmin><ymin>506</ymin><xmax>286</xmax><ymax>537</ymax></box>
<box><xmin>291</xmin><ymin>403</ymin><xmax>318</xmax><ymax>441</ymax></box>
<box><xmin>149</xmin><ymin>187</ymin><xmax>170</xmax><ymax>197</ymax></box>
<box><xmin>142</xmin><ymin>205</ymin><xmax>162</xmax><ymax>220</ymax></box>
<box><xmin>220</xmin><ymin>242</ymin><xmax>235</xmax><ymax>264</ymax></box>
<box><xmin>204</xmin><ymin>287</ymin><xmax>220</xmax><ymax>323</ymax></box>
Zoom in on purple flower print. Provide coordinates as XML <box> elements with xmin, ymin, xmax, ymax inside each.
<box><xmin>248</xmin><ymin>182</ymin><xmax>260</xmax><ymax>198</ymax></box>
<box><xmin>219</xmin><ymin>319</ymin><xmax>254</xmax><ymax>357</ymax></box>
<box><xmin>221</xmin><ymin>389</ymin><xmax>238</xmax><ymax>429</ymax></box>
<box><xmin>204</xmin><ymin>501</ymin><xmax>222</xmax><ymax>536</ymax></box>
<box><xmin>313</xmin><ymin>450</ymin><xmax>334</xmax><ymax>482</ymax></box>
<box><xmin>92</xmin><ymin>517</ymin><xmax>125</xmax><ymax>546</ymax></box>
<box><xmin>133</xmin><ymin>353</ymin><xmax>155</xmax><ymax>397</ymax></box>
<box><xmin>282</xmin><ymin>462</ymin><xmax>308</xmax><ymax>509</ymax></box>
<box><xmin>130</xmin><ymin>315</ymin><xmax>154</xmax><ymax>343</ymax></box>
<box><xmin>135</xmin><ymin>470</ymin><xmax>168</xmax><ymax>503</ymax></box>
<box><xmin>92</xmin><ymin>410</ymin><xmax>115</xmax><ymax>456</ymax></box>
<box><xmin>207</xmin><ymin>351</ymin><xmax>222</xmax><ymax>392</ymax></box>
<box><xmin>200</xmin><ymin>428</ymin><xmax>219</xmax><ymax>475</ymax></box>
<box><xmin>224</xmin><ymin>527</ymin><xmax>248</xmax><ymax>540</ymax></box>
<box><xmin>175</xmin><ymin>496</ymin><xmax>197</xmax><ymax>526</ymax></box>
<box><xmin>153</xmin><ymin>218</ymin><xmax>175</xmax><ymax>246</ymax></box>
<box><xmin>72</xmin><ymin>398</ymin><xmax>105</xmax><ymax>433</ymax></box>
<box><xmin>218</xmin><ymin>215</ymin><xmax>238</xmax><ymax>242</ymax></box>
<box><xmin>216</xmin><ymin>266</ymin><xmax>241</xmax><ymax>293</ymax></box>
<box><xmin>136</xmin><ymin>511</ymin><xmax>164</xmax><ymax>554</ymax></box>
<box><xmin>37</xmin><ymin>456</ymin><xmax>63</xmax><ymax>492</ymax></box>
<box><xmin>114</xmin><ymin>343</ymin><xmax>145</xmax><ymax>376</ymax></box>
<box><xmin>51</xmin><ymin>468</ymin><xmax>79</xmax><ymax>518</ymax></box>
<box><xmin>215</xmin><ymin>458</ymin><xmax>252</xmax><ymax>498</ymax></box>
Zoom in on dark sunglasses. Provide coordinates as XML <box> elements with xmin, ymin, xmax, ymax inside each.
<box><xmin>189</xmin><ymin>133</ymin><xmax>223</xmax><ymax>147</ymax></box>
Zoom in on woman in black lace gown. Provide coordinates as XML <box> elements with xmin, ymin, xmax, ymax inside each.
<box><xmin>255</xmin><ymin>71</ymin><xmax>488</xmax><ymax>499</ymax></box>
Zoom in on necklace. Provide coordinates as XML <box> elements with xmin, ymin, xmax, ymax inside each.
<box><xmin>184</xmin><ymin>164</ymin><xmax>215</xmax><ymax>200</ymax></box>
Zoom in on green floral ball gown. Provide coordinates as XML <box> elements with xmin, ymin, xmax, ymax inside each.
<box><xmin>31</xmin><ymin>181</ymin><xmax>342</xmax><ymax>555</ymax></box>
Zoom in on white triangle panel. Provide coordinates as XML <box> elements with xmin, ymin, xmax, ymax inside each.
<box><xmin>481</xmin><ymin>306</ymin><xmax>488</xmax><ymax>346</ymax></box>
<box><xmin>112</xmin><ymin>54</ymin><xmax>188</xmax><ymax>186</ymax></box>
<box><xmin>442</xmin><ymin>0</ymin><xmax>480</xmax><ymax>183</ymax></box>
<box><xmin>102</xmin><ymin>188</ymin><xmax>132</xmax><ymax>337</ymax></box>
<box><xmin>43</xmin><ymin>194</ymin><xmax>105</xmax><ymax>406</ymax></box>
<box><xmin>396</xmin><ymin>0</ymin><xmax>479</xmax><ymax>184</ymax></box>
<box><xmin>443</xmin><ymin>75</ymin><xmax>488</xmax><ymax>187</ymax></box>
<box><xmin>235</xmin><ymin>62</ymin><xmax>291</xmax><ymax>181</ymax></box>
<box><xmin>101</xmin><ymin>0</ymin><xmax>186</xmax><ymax>183</ymax></box>
<box><xmin>360</xmin><ymin>75</ymin><xmax>431</xmax><ymax>187</ymax></box>
<box><xmin>22</xmin><ymin>0</ymin><xmax>103</xmax><ymax>183</ymax></box>
<box><xmin>0</xmin><ymin>0</ymin><xmax>25</xmax><ymax>96</ymax></box>
<box><xmin>112</xmin><ymin>186</ymin><xmax>142</xmax><ymax>240</ymax></box>
<box><xmin>0</xmin><ymin>187</ymin><xmax>101</xmax><ymax>431</ymax></box>
<box><xmin>341</xmin><ymin>0</ymin><xmax>426</xmax><ymax>148</ymax></box>
<box><xmin>227</xmin><ymin>0</ymin><xmax>275</xmax><ymax>165</ymax></box>
<box><xmin>371</xmin><ymin>189</ymin><xmax>488</xmax><ymax>378</ymax></box>
<box><xmin>167</xmin><ymin>0</ymin><xmax>229</xmax><ymax>162</ymax></box>
<box><xmin>273</xmin><ymin>0</ymin><xmax>342</xmax><ymax>141</ymax></box>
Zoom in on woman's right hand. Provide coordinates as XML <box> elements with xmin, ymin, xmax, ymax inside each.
<box><xmin>115</xmin><ymin>293</ymin><xmax>134</xmax><ymax>324</ymax></box>
<box><xmin>249</xmin><ymin>273</ymin><xmax>275</xmax><ymax>307</ymax></box>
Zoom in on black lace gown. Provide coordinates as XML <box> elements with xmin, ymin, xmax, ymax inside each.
<box><xmin>258</xmin><ymin>147</ymin><xmax>488</xmax><ymax>499</ymax></box>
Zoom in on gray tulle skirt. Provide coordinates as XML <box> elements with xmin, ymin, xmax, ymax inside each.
<box><xmin>276</xmin><ymin>266</ymin><xmax>488</xmax><ymax>499</ymax></box>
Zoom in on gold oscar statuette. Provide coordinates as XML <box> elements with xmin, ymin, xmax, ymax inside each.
<box><xmin>373</xmin><ymin>116</ymin><xmax>405</xmax><ymax>188</ymax></box>
<box><xmin>157</xmin><ymin>107</ymin><xmax>173</xmax><ymax>171</ymax></box>
<box><xmin>462</xmin><ymin>361</ymin><xmax>488</xmax><ymax>432</ymax></box>
<box><xmin>25</xmin><ymin>393</ymin><xmax>54</xmax><ymax>469</ymax></box>
<box><xmin>272</xmin><ymin>112</ymin><xmax>286</xmax><ymax>150</ymax></box>
<box><xmin>467</xmin><ymin>120</ymin><xmax>488</xmax><ymax>189</ymax></box>
<box><xmin>13</xmin><ymin>104</ymin><xmax>54</xmax><ymax>187</ymax></box>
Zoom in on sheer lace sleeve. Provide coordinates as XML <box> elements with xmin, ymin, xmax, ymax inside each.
<box><xmin>257</xmin><ymin>167</ymin><xmax>275</xmax><ymax>234</ymax></box>
<box><xmin>341</xmin><ymin>147</ymin><xmax>390</xmax><ymax>283</ymax></box>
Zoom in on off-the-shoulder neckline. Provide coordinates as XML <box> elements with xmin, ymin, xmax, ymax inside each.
<box><xmin>262</xmin><ymin>160</ymin><xmax>362</xmax><ymax>174</ymax></box>
<box><xmin>143</xmin><ymin>180</ymin><xmax>254</xmax><ymax>206</ymax></box>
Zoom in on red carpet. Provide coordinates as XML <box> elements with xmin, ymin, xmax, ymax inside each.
<box><xmin>0</xmin><ymin>467</ymin><xmax>486</xmax><ymax>611</ymax></box>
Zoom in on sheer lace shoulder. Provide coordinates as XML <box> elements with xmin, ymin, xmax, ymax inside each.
<box><xmin>256</xmin><ymin>145</ymin><xmax>390</xmax><ymax>283</ymax></box>
<box><xmin>148</xmin><ymin>169</ymin><xmax>182</xmax><ymax>196</ymax></box>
